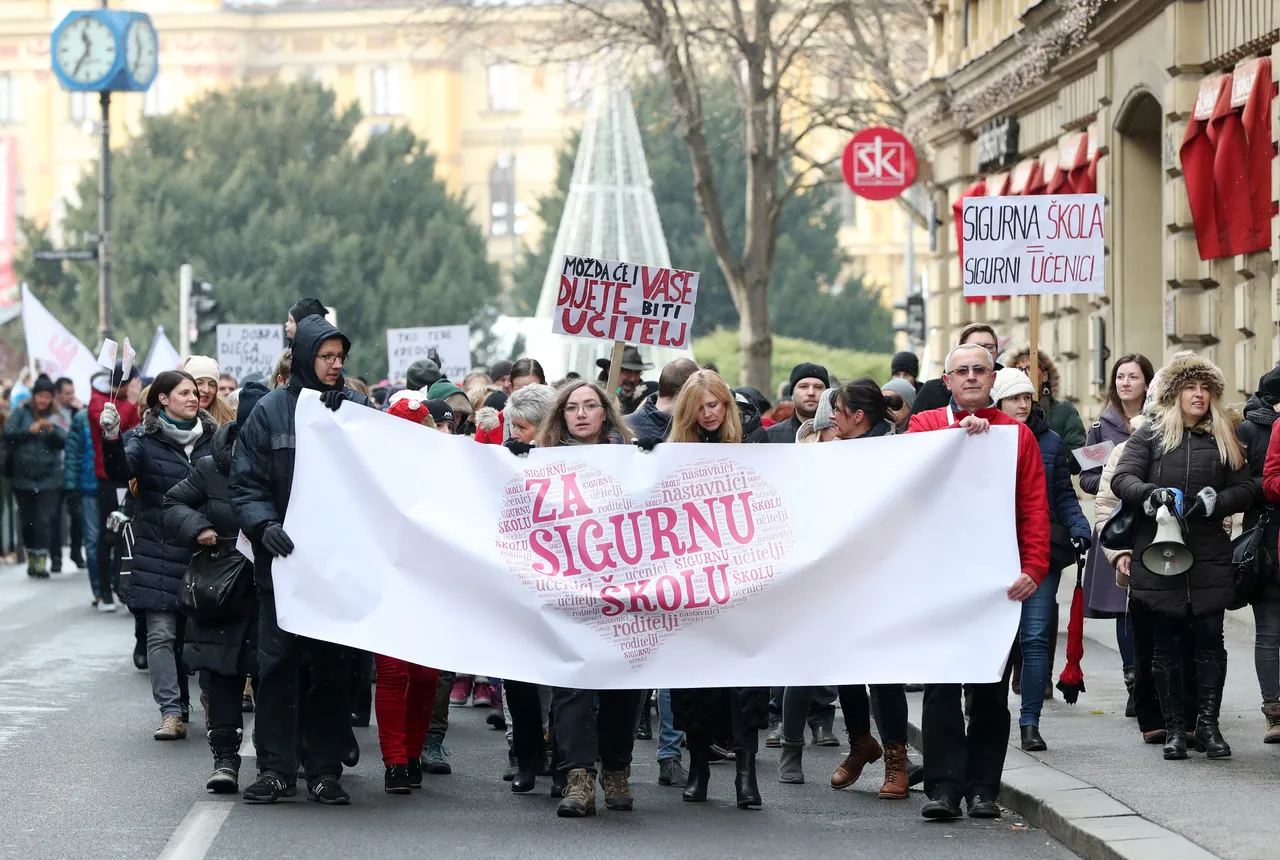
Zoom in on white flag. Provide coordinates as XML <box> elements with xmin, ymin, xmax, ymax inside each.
<box><xmin>141</xmin><ymin>326</ymin><xmax>181</xmax><ymax>377</ymax></box>
<box><xmin>20</xmin><ymin>284</ymin><xmax>98</xmax><ymax>403</ymax></box>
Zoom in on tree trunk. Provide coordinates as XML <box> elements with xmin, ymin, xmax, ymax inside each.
<box><xmin>736</xmin><ymin>272</ymin><xmax>772</xmax><ymax>391</ymax></box>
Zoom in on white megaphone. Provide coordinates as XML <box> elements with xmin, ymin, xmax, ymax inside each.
<box><xmin>1141</xmin><ymin>505</ymin><xmax>1194</xmax><ymax>576</ymax></box>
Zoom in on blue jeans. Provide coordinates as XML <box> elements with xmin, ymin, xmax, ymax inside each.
<box><xmin>656</xmin><ymin>688</ymin><xmax>682</xmax><ymax>762</ymax></box>
<box><xmin>80</xmin><ymin>492</ymin><xmax>100</xmax><ymax>598</ymax></box>
<box><xmin>1019</xmin><ymin>569</ymin><xmax>1061</xmax><ymax>727</ymax></box>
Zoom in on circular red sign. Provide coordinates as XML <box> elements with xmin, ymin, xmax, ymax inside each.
<box><xmin>841</xmin><ymin>127</ymin><xmax>918</xmax><ymax>201</ymax></box>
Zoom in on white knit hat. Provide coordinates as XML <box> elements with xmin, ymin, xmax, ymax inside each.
<box><xmin>183</xmin><ymin>355</ymin><xmax>219</xmax><ymax>382</ymax></box>
<box><xmin>991</xmin><ymin>367</ymin><xmax>1034</xmax><ymax>405</ymax></box>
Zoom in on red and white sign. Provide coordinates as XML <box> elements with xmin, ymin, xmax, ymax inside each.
<box><xmin>552</xmin><ymin>254</ymin><xmax>699</xmax><ymax>350</ymax></box>
<box><xmin>275</xmin><ymin>399</ymin><xmax>1023</xmax><ymax>688</ymax></box>
<box><xmin>841</xmin><ymin>127</ymin><xmax>918</xmax><ymax>201</ymax></box>
<box><xmin>0</xmin><ymin>138</ymin><xmax>17</xmax><ymax>308</ymax></box>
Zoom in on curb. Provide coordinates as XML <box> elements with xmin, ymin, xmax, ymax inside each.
<box><xmin>904</xmin><ymin>715</ymin><xmax>1220</xmax><ymax>860</ymax></box>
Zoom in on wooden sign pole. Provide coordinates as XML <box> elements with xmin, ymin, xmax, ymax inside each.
<box><xmin>1028</xmin><ymin>295</ymin><xmax>1041</xmax><ymax>401</ymax></box>
<box><xmin>605</xmin><ymin>340</ymin><xmax>625</xmax><ymax>402</ymax></box>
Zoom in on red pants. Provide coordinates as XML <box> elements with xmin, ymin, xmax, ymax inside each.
<box><xmin>374</xmin><ymin>655</ymin><xmax>439</xmax><ymax>766</ymax></box>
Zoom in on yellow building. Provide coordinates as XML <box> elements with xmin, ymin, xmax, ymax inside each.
<box><xmin>902</xmin><ymin>0</ymin><xmax>1278</xmax><ymax>411</ymax></box>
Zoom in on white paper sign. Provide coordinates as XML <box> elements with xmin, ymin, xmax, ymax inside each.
<box><xmin>236</xmin><ymin>530</ymin><xmax>255</xmax><ymax>561</ymax></box>
<box><xmin>20</xmin><ymin>284</ymin><xmax>98</xmax><ymax>403</ymax></box>
<box><xmin>962</xmin><ymin>194</ymin><xmax>1105</xmax><ymax>296</ymax></box>
<box><xmin>276</xmin><ymin>398</ymin><xmax>1023</xmax><ymax>689</ymax></box>
<box><xmin>1072</xmin><ymin>439</ymin><xmax>1115</xmax><ymax>470</ymax></box>
<box><xmin>120</xmin><ymin>337</ymin><xmax>136</xmax><ymax>379</ymax></box>
<box><xmin>386</xmin><ymin>326</ymin><xmax>470</xmax><ymax>385</ymax></box>
<box><xmin>96</xmin><ymin>338</ymin><xmax>118</xmax><ymax>369</ymax></box>
<box><xmin>217</xmin><ymin>324</ymin><xmax>283</xmax><ymax>385</ymax></box>
<box><xmin>552</xmin><ymin>255</ymin><xmax>699</xmax><ymax>349</ymax></box>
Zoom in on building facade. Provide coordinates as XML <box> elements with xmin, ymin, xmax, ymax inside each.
<box><xmin>902</xmin><ymin>0</ymin><xmax>1278</xmax><ymax>412</ymax></box>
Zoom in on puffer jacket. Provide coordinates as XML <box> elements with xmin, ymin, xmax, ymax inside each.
<box><xmin>627</xmin><ymin>393</ymin><xmax>674</xmax><ymax>440</ymax></box>
<box><xmin>164</xmin><ymin>422</ymin><xmax>257</xmax><ymax>677</ymax></box>
<box><xmin>1112</xmin><ymin>420</ymin><xmax>1255</xmax><ymax>616</ymax></box>
<box><xmin>1027</xmin><ymin>405</ymin><xmax>1091</xmax><ymax>548</ymax></box>
<box><xmin>103</xmin><ymin>409</ymin><xmax>217</xmax><ymax>612</ymax></box>
<box><xmin>231</xmin><ymin>315</ymin><xmax>370</xmax><ymax>591</ymax></box>
<box><xmin>1240</xmin><ymin>394</ymin><xmax>1280</xmax><ymax>601</ymax></box>
<box><xmin>4</xmin><ymin>401</ymin><xmax>68</xmax><ymax>492</ymax></box>
<box><xmin>63</xmin><ymin>410</ymin><xmax>97</xmax><ymax>493</ymax></box>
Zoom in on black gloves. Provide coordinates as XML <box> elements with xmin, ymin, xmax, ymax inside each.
<box><xmin>1185</xmin><ymin>486</ymin><xmax>1218</xmax><ymax>519</ymax></box>
<box><xmin>320</xmin><ymin>390</ymin><xmax>346</xmax><ymax>412</ymax></box>
<box><xmin>504</xmin><ymin>439</ymin><xmax>533</xmax><ymax>457</ymax></box>
<box><xmin>1143</xmin><ymin>488</ymin><xmax>1177</xmax><ymax>517</ymax></box>
<box><xmin>635</xmin><ymin>437</ymin><xmax>662</xmax><ymax>452</ymax></box>
<box><xmin>261</xmin><ymin>524</ymin><xmax>295</xmax><ymax>558</ymax></box>
<box><xmin>1070</xmin><ymin>535</ymin><xmax>1091</xmax><ymax>554</ymax></box>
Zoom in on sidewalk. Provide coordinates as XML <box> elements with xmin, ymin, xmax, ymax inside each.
<box><xmin>908</xmin><ymin>577</ymin><xmax>1279</xmax><ymax>860</ymax></box>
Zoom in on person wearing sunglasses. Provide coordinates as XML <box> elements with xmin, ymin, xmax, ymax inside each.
<box><xmin>907</xmin><ymin>341</ymin><xmax>1051</xmax><ymax>821</ymax></box>
<box><xmin>911</xmin><ymin>323</ymin><xmax>1004</xmax><ymax>415</ymax></box>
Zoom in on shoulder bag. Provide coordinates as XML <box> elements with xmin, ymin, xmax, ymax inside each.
<box><xmin>178</xmin><ymin>538</ymin><xmax>251</xmax><ymax>622</ymax></box>
<box><xmin>1230</xmin><ymin>505</ymin><xmax>1273</xmax><ymax>610</ymax></box>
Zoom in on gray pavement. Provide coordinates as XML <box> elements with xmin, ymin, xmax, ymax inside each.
<box><xmin>0</xmin><ymin>556</ymin><xmax>1076</xmax><ymax>860</ymax></box>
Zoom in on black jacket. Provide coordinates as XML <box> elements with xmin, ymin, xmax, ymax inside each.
<box><xmin>230</xmin><ymin>315</ymin><xmax>370</xmax><ymax>590</ymax></box>
<box><xmin>103</xmin><ymin>409</ymin><xmax>217</xmax><ymax>612</ymax></box>
<box><xmin>1112</xmin><ymin>421</ymin><xmax>1255</xmax><ymax>616</ymax></box>
<box><xmin>1237</xmin><ymin>396</ymin><xmax>1280</xmax><ymax>601</ymax></box>
<box><xmin>164</xmin><ymin>422</ymin><xmax>257</xmax><ymax>677</ymax></box>
<box><xmin>694</xmin><ymin>396</ymin><xmax>769</xmax><ymax>443</ymax></box>
<box><xmin>765</xmin><ymin>414</ymin><xmax>804</xmax><ymax>444</ymax></box>
<box><xmin>627</xmin><ymin>393</ymin><xmax>673</xmax><ymax>440</ymax></box>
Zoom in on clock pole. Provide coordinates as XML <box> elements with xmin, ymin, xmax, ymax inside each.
<box><xmin>98</xmin><ymin>88</ymin><xmax>112</xmax><ymax>343</ymax></box>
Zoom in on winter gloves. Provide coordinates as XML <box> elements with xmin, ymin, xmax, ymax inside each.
<box><xmin>635</xmin><ymin>437</ymin><xmax>662</xmax><ymax>452</ymax></box>
<box><xmin>1144</xmin><ymin>486</ymin><xmax>1219</xmax><ymax>519</ymax></box>
<box><xmin>1143</xmin><ymin>488</ymin><xmax>1177</xmax><ymax>517</ymax></box>
<box><xmin>1186</xmin><ymin>486</ymin><xmax>1218</xmax><ymax>518</ymax></box>
<box><xmin>261</xmin><ymin>524</ymin><xmax>295</xmax><ymax>558</ymax></box>
<box><xmin>99</xmin><ymin>402</ymin><xmax>121</xmax><ymax>439</ymax></box>
<box><xmin>504</xmin><ymin>439</ymin><xmax>533</xmax><ymax>457</ymax></box>
<box><xmin>1070</xmin><ymin>535</ymin><xmax>1091</xmax><ymax>554</ymax></box>
<box><xmin>320</xmin><ymin>390</ymin><xmax>346</xmax><ymax>412</ymax></box>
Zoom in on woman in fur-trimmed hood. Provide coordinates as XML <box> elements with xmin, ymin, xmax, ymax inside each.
<box><xmin>1001</xmin><ymin>345</ymin><xmax>1087</xmax><ymax>470</ymax></box>
<box><xmin>1111</xmin><ymin>351</ymin><xmax>1255</xmax><ymax>761</ymax></box>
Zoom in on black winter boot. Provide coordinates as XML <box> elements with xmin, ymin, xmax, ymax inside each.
<box><xmin>682</xmin><ymin>744</ymin><xmax>710</xmax><ymax>802</ymax></box>
<box><xmin>206</xmin><ymin>728</ymin><xmax>242</xmax><ymax>794</ymax></box>
<box><xmin>1192</xmin><ymin>652</ymin><xmax>1231</xmax><ymax>758</ymax></box>
<box><xmin>1123</xmin><ymin>669</ymin><xmax>1137</xmax><ymax>718</ymax></box>
<box><xmin>734</xmin><ymin>750</ymin><xmax>762</xmax><ymax>809</ymax></box>
<box><xmin>1152</xmin><ymin>655</ymin><xmax>1188</xmax><ymax>760</ymax></box>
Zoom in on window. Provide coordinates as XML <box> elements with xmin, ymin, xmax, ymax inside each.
<box><xmin>69</xmin><ymin>91</ymin><xmax>90</xmax><ymax>124</ymax></box>
<box><xmin>0</xmin><ymin>73</ymin><xmax>19</xmax><ymax>125</ymax></box>
<box><xmin>371</xmin><ymin>66</ymin><xmax>400</xmax><ymax>116</ymax></box>
<box><xmin>489</xmin><ymin>155</ymin><xmax>528</xmax><ymax>237</ymax></box>
<box><xmin>962</xmin><ymin>1</ymin><xmax>973</xmax><ymax>48</ymax></box>
<box><xmin>487</xmin><ymin>63</ymin><xmax>518</xmax><ymax>112</ymax></box>
<box><xmin>566</xmin><ymin>60</ymin><xmax>593</xmax><ymax>110</ymax></box>
<box><xmin>143</xmin><ymin>74</ymin><xmax>170</xmax><ymax>116</ymax></box>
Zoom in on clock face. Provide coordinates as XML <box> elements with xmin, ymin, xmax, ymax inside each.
<box><xmin>125</xmin><ymin>18</ymin><xmax>159</xmax><ymax>88</ymax></box>
<box><xmin>55</xmin><ymin>16</ymin><xmax>117</xmax><ymax>86</ymax></box>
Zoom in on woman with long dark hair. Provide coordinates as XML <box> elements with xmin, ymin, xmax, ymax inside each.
<box><xmin>101</xmin><ymin>370</ymin><xmax>216</xmax><ymax>741</ymax></box>
<box><xmin>1112</xmin><ymin>353</ymin><xmax>1254</xmax><ymax>760</ymax></box>
<box><xmin>510</xmin><ymin>358</ymin><xmax>547</xmax><ymax>391</ymax></box>
<box><xmin>1080</xmin><ymin>354</ymin><xmax>1155</xmax><ymax>716</ymax></box>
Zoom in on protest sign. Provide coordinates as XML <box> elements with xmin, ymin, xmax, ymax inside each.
<box><xmin>1072</xmin><ymin>440</ymin><xmax>1115</xmax><ymax>471</ymax></box>
<box><xmin>216</xmin><ymin>324</ymin><xmax>283</xmax><ymax>384</ymax></box>
<box><xmin>96</xmin><ymin>339</ymin><xmax>117</xmax><ymax>369</ymax></box>
<box><xmin>20</xmin><ymin>284</ymin><xmax>97</xmax><ymax>403</ymax></box>
<box><xmin>386</xmin><ymin>325</ymin><xmax>469</xmax><ymax>384</ymax></box>
<box><xmin>277</xmin><ymin>396</ymin><xmax>1021</xmax><ymax>688</ymax></box>
<box><xmin>121</xmin><ymin>338</ymin><xmax>136</xmax><ymax>379</ymax></box>
<box><xmin>961</xmin><ymin>194</ymin><xmax>1105</xmax><ymax>297</ymax></box>
<box><xmin>552</xmin><ymin>255</ymin><xmax>699</xmax><ymax>351</ymax></box>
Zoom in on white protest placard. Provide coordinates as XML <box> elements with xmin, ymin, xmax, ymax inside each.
<box><xmin>553</xmin><ymin>255</ymin><xmax>699</xmax><ymax>350</ymax></box>
<box><xmin>386</xmin><ymin>325</ymin><xmax>470</xmax><ymax>384</ymax></box>
<box><xmin>96</xmin><ymin>338</ymin><xmax>117</xmax><ymax>369</ymax></box>
<box><xmin>236</xmin><ymin>530</ymin><xmax>255</xmax><ymax>562</ymax></box>
<box><xmin>277</xmin><ymin>398</ymin><xmax>1021</xmax><ymax>688</ymax></box>
<box><xmin>120</xmin><ymin>337</ymin><xmax>136</xmax><ymax>379</ymax></box>
<box><xmin>961</xmin><ymin>194</ymin><xmax>1105</xmax><ymax>297</ymax></box>
<box><xmin>1072</xmin><ymin>440</ymin><xmax>1115</xmax><ymax>471</ymax></box>
<box><xmin>216</xmin><ymin>324</ymin><xmax>283</xmax><ymax>384</ymax></box>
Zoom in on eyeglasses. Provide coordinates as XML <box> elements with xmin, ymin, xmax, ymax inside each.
<box><xmin>316</xmin><ymin>353</ymin><xmax>347</xmax><ymax>366</ymax></box>
<box><xmin>884</xmin><ymin>394</ymin><xmax>905</xmax><ymax>411</ymax></box>
<box><xmin>564</xmin><ymin>403</ymin><xmax>602</xmax><ymax>416</ymax></box>
<box><xmin>947</xmin><ymin>365</ymin><xmax>991</xmax><ymax>378</ymax></box>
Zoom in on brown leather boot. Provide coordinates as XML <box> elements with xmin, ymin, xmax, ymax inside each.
<box><xmin>878</xmin><ymin>742</ymin><xmax>908</xmax><ymax>799</ymax></box>
<box><xmin>830</xmin><ymin>733</ymin><xmax>882</xmax><ymax>790</ymax></box>
<box><xmin>1262</xmin><ymin>702</ymin><xmax>1280</xmax><ymax>744</ymax></box>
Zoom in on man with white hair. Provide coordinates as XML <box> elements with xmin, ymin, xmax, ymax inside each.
<box><xmin>907</xmin><ymin>340</ymin><xmax>1051</xmax><ymax>821</ymax></box>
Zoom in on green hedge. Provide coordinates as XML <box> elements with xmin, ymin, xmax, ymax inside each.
<box><xmin>693</xmin><ymin>329</ymin><xmax>893</xmax><ymax>394</ymax></box>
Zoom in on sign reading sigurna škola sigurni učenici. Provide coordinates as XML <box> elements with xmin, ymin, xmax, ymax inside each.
<box><xmin>961</xmin><ymin>194</ymin><xmax>1105</xmax><ymax>296</ymax></box>
<box><xmin>553</xmin><ymin>254</ymin><xmax>700</xmax><ymax>350</ymax></box>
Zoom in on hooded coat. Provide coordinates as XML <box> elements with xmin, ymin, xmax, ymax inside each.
<box><xmin>1026</xmin><ymin>405</ymin><xmax>1092</xmax><ymax>569</ymax></box>
<box><xmin>231</xmin><ymin>315</ymin><xmax>370</xmax><ymax>591</ymax></box>
<box><xmin>1000</xmin><ymin>346</ymin><xmax>1087</xmax><ymax>471</ymax></box>
<box><xmin>103</xmin><ymin>408</ymin><xmax>217</xmax><ymax>612</ymax></box>
<box><xmin>1112</xmin><ymin>354</ymin><xmax>1255</xmax><ymax>617</ymax></box>
<box><xmin>4</xmin><ymin>399</ymin><xmax>68</xmax><ymax>492</ymax></box>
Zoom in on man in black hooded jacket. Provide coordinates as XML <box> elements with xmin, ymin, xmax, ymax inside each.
<box><xmin>231</xmin><ymin>315</ymin><xmax>370</xmax><ymax>806</ymax></box>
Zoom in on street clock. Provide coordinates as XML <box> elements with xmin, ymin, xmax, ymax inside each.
<box><xmin>51</xmin><ymin>10</ymin><xmax>158</xmax><ymax>93</ymax></box>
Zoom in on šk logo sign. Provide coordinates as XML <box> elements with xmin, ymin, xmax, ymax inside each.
<box><xmin>841</xmin><ymin>127</ymin><xmax>918</xmax><ymax>202</ymax></box>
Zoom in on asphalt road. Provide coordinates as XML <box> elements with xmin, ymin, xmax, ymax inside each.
<box><xmin>0</xmin><ymin>558</ymin><xmax>1077</xmax><ymax>860</ymax></box>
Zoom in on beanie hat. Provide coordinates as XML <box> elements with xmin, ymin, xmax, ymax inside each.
<box><xmin>388</xmin><ymin>397</ymin><xmax>432</xmax><ymax>425</ymax></box>
<box><xmin>387</xmin><ymin>388</ymin><xmax>424</xmax><ymax>408</ymax></box>
<box><xmin>991</xmin><ymin>367</ymin><xmax>1034</xmax><ymax>405</ymax></box>
<box><xmin>1256</xmin><ymin>366</ymin><xmax>1280</xmax><ymax>407</ymax></box>
<box><xmin>490</xmin><ymin>359</ymin><xmax>514</xmax><ymax>381</ymax></box>
<box><xmin>483</xmin><ymin>390</ymin><xmax>509</xmax><ymax>411</ymax></box>
<box><xmin>407</xmin><ymin>358</ymin><xmax>442</xmax><ymax>391</ymax></box>
<box><xmin>427</xmin><ymin>379</ymin><xmax>466</xmax><ymax>402</ymax></box>
<box><xmin>812</xmin><ymin>389</ymin><xmax>837</xmax><ymax>432</ymax></box>
<box><xmin>882</xmin><ymin>377</ymin><xmax>917</xmax><ymax>410</ymax></box>
<box><xmin>32</xmin><ymin>374</ymin><xmax>55</xmax><ymax>396</ymax></box>
<box><xmin>289</xmin><ymin>297</ymin><xmax>327</xmax><ymax>325</ymax></box>
<box><xmin>890</xmin><ymin>351</ymin><xmax>920</xmax><ymax>378</ymax></box>
<box><xmin>184</xmin><ymin>355</ymin><xmax>219</xmax><ymax>382</ymax></box>
<box><xmin>426</xmin><ymin>399</ymin><xmax>455</xmax><ymax>428</ymax></box>
<box><xmin>789</xmin><ymin>362</ymin><xmax>830</xmax><ymax>390</ymax></box>
<box><xmin>236</xmin><ymin>381</ymin><xmax>270</xmax><ymax>428</ymax></box>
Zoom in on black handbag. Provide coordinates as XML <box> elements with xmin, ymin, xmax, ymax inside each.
<box><xmin>1229</xmin><ymin>506</ymin><xmax>1273</xmax><ymax>610</ymax></box>
<box><xmin>178</xmin><ymin>538</ymin><xmax>250</xmax><ymax>621</ymax></box>
<box><xmin>1100</xmin><ymin>500</ymin><xmax>1138</xmax><ymax>551</ymax></box>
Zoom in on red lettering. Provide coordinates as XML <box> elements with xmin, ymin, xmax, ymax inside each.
<box><xmin>705</xmin><ymin>564</ymin><xmax>731</xmax><ymax>604</ymax></box>
<box><xmin>655</xmin><ymin>575</ymin><xmax>682</xmax><ymax>611</ymax></box>
<box><xmin>552</xmin><ymin>524</ymin><xmax>583</xmax><ymax>576</ymax></box>
<box><xmin>529</xmin><ymin>529</ymin><xmax>560</xmax><ymax>576</ymax></box>
<box><xmin>645</xmin><ymin>507</ymin><xmax>684</xmax><ymax>559</ymax></box>
<box><xmin>682</xmin><ymin>500</ymin><xmax>722</xmax><ymax>553</ymax></box>
<box><xmin>721</xmin><ymin>492</ymin><xmax>756</xmax><ymax>544</ymax></box>
<box><xmin>526</xmin><ymin>478</ymin><xmax>554</xmax><ymax>523</ymax></box>
<box><xmin>600</xmin><ymin>584</ymin><xmax>624</xmax><ymax>616</ymax></box>
<box><xmin>559</xmin><ymin>473</ymin><xmax>593</xmax><ymax>519</ymax></box>
<box><xmin>608</xmin><ymin>512</ymin><xmax>644</xmax><ymax>565</ymax></box>
<box><xmin>625</xmin><ymin>579</ymin><xmax>655</xmax><ymax>612</ymax></box>
<box><xmin>576</xmin><ymin>519</ymin><xmax>614</xmax><ymax>573</ymax></box>
<box><xmin>658</xmin><ymin>321</ymin><xmax>688</xmax><ymax>348</ymax></box>
<box><xmin>557</xmin><ymin>276</ymin><xmax>574</xmax><ymax>306</ymax></box>
<box><xmin>560</xmin><ymin>309</ymin><xmax>587</xmax><ymax>335</ymax></box>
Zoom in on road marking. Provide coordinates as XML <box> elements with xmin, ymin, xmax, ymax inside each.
<box><xmin>241</xmin><ymin>716</ymin><xmax>256</xmax><ymax>758</ymax></box>
<box><xmin>156</xmin><ymin>802</ymin><xmax>231</xmax><ymax>860</ymax></box>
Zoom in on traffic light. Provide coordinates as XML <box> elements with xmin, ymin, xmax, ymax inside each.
<box><xmin>189</xmin><ymin>278</ymin><xmax>217</xmax><ymax>340</ymax></box>
<box><xmin>893</xmin><ymin>293</ymin><xmax>926</xmax><ymax>346</ymax></box>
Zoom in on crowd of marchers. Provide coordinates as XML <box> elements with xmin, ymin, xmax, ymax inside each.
<box><xmin>13</xmin><ymin>296</ymin><xmax>1280</xmax><ymax>820</ymax></box>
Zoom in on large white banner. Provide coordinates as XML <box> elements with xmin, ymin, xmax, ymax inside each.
<box><xmin>277</xmin><ymin>397</ymin><xmax>1023</xmax><ymax>688</ymax></box>
<box><xmin>962</xmin><ymin>193</ymin><xmax>1105</xmax><ymax>296</ymax></box>
<box><xmin>20</xmin><ymin>284</ymin><xmax>98</xmax><ymax>403</ymax></box>
<box><xmin>217</xmin><ymin>324</ymin><xmax>283</xmax><ymax>384</ymax></box>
